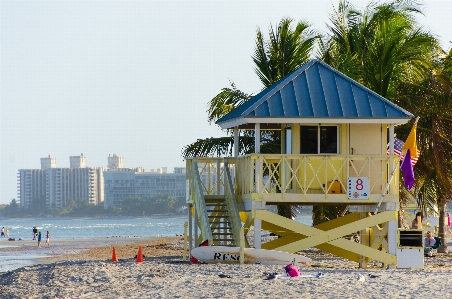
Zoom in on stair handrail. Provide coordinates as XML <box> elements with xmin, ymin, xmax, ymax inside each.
<box><xmin>190</xmin><ymin>159</ymin><xmax>213</xmax><ymax>244</ymax></box>
<box><xmin>224</xmin><ymin>159</ymin><xmax>242</xmax><ymax>246</ymax></box>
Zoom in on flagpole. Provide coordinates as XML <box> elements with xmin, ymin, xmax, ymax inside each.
<box><xmin>373</xmin><ymin>117</ymin><xmax>419</xmax><ymax>215</ymax></box>
<box><xmin>374</xmin><ymin>154</ymin><xmax>403</xmax><ymax>215</ymax></box>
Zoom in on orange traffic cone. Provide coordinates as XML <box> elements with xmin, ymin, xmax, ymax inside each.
<box><xmin>136</xmin><ymin>246</ymin><xmax>143</xmax><ymax>263</ymax></box>
<box><xmin>112</xmin><ymin>247</ymin><xmax>118</xmax><ymax>262</ymax></box>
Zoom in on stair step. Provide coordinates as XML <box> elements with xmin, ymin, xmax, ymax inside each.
<box><xmin>209</xmin><ymin>221</ymin><xmax>231</xmax><ymax>224</ymax></box>
<box><xmin>207</xmin><ymin>210</ymin><xmax>228</xmax><ymax>213</ymax></box>
<box><xmin>205</xmin><ymin>203</ymin><xmax>227</xmax><ymax>206</ymax></box>
<box><xmin>204</xmin><ymin>195</ymin><xmax>225</xmax><ymax>200</ymax></box>
<box><xmin>208</xmin><ymin>215</ymin><xmax>229</xmax><ymax>218</ymax></box>
<box><xmin>213</xmin><ymin>238</ymin><xmax>235</xmax><ymax>242</ymax></box>
<box><xmin>212</xmin><ymin>233</ymin><xmax>233</xmax><ymax>236</ymax></box>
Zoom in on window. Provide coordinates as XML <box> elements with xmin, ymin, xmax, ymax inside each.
<box><xmin>300</xmin><ymin>125</ymin><xmax>338</xmax><ymax>154</ymax></box>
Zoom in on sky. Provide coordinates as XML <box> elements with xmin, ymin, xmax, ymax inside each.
<box><xmin>1</xmin><ymin>1</ymin><xmax>451</xmax><ymax>205</ymax></box>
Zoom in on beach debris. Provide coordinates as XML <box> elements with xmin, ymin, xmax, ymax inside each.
<box><xmin>264</xmin><ymin>273</ymin><xmax>278</xmax><ymax>280</ymax></box>
<box><xmin>218</xmin><ymin>272</ymin><xmax>232</xmax><ymax>278</ymax></box>
<box><xmin>357</xmin><ymin>274</ymin><xmax>365</xmax><ymax>282</ymax></box>
<box><xmin>368</xmin><ymin>274</ymin><xmax>380</xmax><ymax>278</ymax></box>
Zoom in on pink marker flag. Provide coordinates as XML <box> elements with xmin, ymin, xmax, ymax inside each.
<box><xmin>400</xmin><ymin>149</ymin><xmax>415</xmax><ymax>190</ymax></box>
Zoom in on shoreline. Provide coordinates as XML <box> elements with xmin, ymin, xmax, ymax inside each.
<box><xmin>1</xmin><ymin>237</ymin><xmax>452</xmax><ymax>298</ymax></box>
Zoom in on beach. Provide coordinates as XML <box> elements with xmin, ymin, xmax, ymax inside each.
<box><xmin>1</xmin><ymin>237</ymin><xmax>452</xmax><ymax>298</ymax></box>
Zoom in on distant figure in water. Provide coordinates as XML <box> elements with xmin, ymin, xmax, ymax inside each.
<box><xmin>46</xmin><ymin>231</ymin><xmax>50</xmax><ymax>247</ymax></box>
<box><xmin>1</xmin><ymin>227</ymin><xmax>4</xmax><ymax>237</ymax></box>
<box><xmin>38</xmin><ymin>232</ymin><xmax>42</xmax><ymax>248</ymax></box>
<box><xmin>6</xmin><ymin>229</ymin><xmax>9</xmax><ymax>238</ymax></box>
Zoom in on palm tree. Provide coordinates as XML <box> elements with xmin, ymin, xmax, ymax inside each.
<box><xmin>183</xmin><ymin>18</ymin><xmax>318</xmax><ymax>157</ymax></box>
<box><xmin>395</xmin><ymin>48</ymin><xmax>452</xmax><ymax>251</ymax></box>
<box><xmin>183</xmin><ymin>18</ymin><xmax>318</xmax><ymax>218</ymax></box>
<box><xmin>322</xmin><ymin>0</ymin><xmax>439</xmax><ymax>98</ymax></box>
<box><xmin>320</xmin><ymin>0</ymin><xmax>441</xmax><ymax>224</ymax></box>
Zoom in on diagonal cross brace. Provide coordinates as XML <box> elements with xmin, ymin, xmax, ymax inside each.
<box><xmin>255</xmin><ymin>210</ymin><xmax>397</xmax><ymax>264</ymax></box>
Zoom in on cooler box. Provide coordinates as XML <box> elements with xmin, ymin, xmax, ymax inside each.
<box><xmin>397</xmin><ymin>229</ymin><xmax>423</xmax><ymax>269</ymax></box>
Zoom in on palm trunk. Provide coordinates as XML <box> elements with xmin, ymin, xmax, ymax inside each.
<box><xmin>438</xmin><ymin>197</ymin><xmax>448</xmax><ymax>253</ymax></box>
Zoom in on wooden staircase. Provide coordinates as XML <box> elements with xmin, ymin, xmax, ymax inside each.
<box><xmin>205</xmin><ymin>196</ymin><xmax>235</xmax><ymax>246</ymax></box>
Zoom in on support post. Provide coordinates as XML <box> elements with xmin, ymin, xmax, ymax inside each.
<box><xmin>255</xmin><ymin>123</ymin><xmax>260</xmax><ymax>154</ymax></box>
<box><xmin>183</xmin><ymin>221</ymin><xmax>188</xmax><ymax>261</ymax></box>
<box><xmin>387</xmin><ymin>203</ymin><xmax>398</xmax><ymax>269</ymax></box>
<box><xmin>194</xmin><ymin>206</ymin><xmax>198</xmax><ymax>247</ymax></box>
<box><xmin>234</xmin><ymin>126</ymin><xmax>239</xmax><ymax>157</ymax></box>
<box><xmin>253</xmin><ymin>202</ymin><xmax>262</xmax><ymax>249</ymax></box>
<box><xmin>240</xmin><ymin>226</ymin><xmax>245</xmax><ymax>265</ymax></box>
<box><xmin>254</xmin><ymin>218</ymin><xmax>262</xmax><ymax>249</ymax></box>
<box><xmin>358</xmin><ymin>206</ymin><xmax>368</xmax><ymax>269</ymax></box>
<box><xmin>188</xmin><ymin>204</ymin><xmax>193</xmax><ymax>254</ymax></box>
<box><xmin>389</xmin><ymin>124</ymin><xmax>394</xmax><ymax>193</ymax></box>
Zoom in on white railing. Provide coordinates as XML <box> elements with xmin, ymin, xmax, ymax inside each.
<box><xmin>235</xmin><ymin>154</ymin><xmax>399</xmax><ymax>198</ymax></box>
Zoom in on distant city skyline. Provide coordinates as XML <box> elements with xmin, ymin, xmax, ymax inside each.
<box><xmin>1</xmin><ymin>1</ymin><xmax>451</xmax><ymax>204</ymax></box>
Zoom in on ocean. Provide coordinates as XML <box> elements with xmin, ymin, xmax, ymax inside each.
<box><xmin>0</xmin><ymin>215</ymin><xmax>312</xmax><ymax>273</ymax></box>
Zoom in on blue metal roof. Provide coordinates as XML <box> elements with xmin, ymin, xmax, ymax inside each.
<box><xmin>216</xmin><ymin>59</ymin><xmax>413</xmax><ymax>129</ymax></box>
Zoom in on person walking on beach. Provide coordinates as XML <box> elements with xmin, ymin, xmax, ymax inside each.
<box><xmin>37</xmin><ymin>232</ymin><xmax>42</xmax><ymax>248</ymax></box>
<box><xmin>6</xmin><ymin>229</ymin><xmax>9</xmax><ymax>238</ymax></box>
<box><xmin>33</xmin><ymin>226</ymin><xmax>38</xmax><ymax>240</ymax></box>
<box><xmin>1</xmin><ymin>227</ymin><xmax>5</xmax><ymax>237</ymax></box>
<box><xmin>45</xmin><ymin>231</ymin><xmax>50</xmax><ymax>247</ymax></box>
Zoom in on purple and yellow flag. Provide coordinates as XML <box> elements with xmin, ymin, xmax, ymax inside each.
<box><xmin>400</xmin><ymin>121</ymin><xmax>419</xmax><ymax>190</ymax></box>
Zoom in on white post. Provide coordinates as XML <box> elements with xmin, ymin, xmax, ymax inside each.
<box><xmin>253</xmin><ymin>202</ymin><xmax>262</xmax><ymax>249</ymax></box>
<box><xmin>183</xmin><ymin>222</ymin><xmax>188</xmax><ymax>261</ymax></box>
<box><xmin>254</xmin><ymin>218</ymin><xmax>262</xmax><ymax>249</ymax></box>
<box><xmin>389</xmin><ymin>124</ymin><xmax>395</xmax><ymax>193</ymax></box>
<box><xmin>188</xmin><ymin>205</ymin><xmax>193</xmax><ymax>252</ymax></box>
<box><xmin>234</xmin><ymin>126</ymin><xmax>239</xmax><ymax>157</ymax></box>
<box><xmin>254</xmin><ymin>124</ymin><xmax>262</xmax><ymax>249</ymax></box>
<box><xmin>387</xmin><ymin>202</ymin><xmax>398</xmax><ymax>269</ymax></box>
<box><xmin>255</xmin><ymin>123</ymin><xmax>260</xmax><ymax>154</ymax></box>
<box><xmin>194</xmin><ymin>206</ymin><xmax>198</xmax><ymax>247</ymax></box>
<box><xmin>240</xmin><ymin>226</ymin><xmax>245</xmax><ymax>265</ymax></box>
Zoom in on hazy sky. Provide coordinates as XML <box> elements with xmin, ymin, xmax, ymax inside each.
<box><xmin>1</xmin><ymin>1</ymin><xmax>451</xmax><ymax>204</ymax></box>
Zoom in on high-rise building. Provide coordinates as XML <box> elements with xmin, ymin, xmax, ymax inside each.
<box><xmin>18</xmin><ymin>155</ymin><xmax>104</xmax><ymax>208</ymax></box>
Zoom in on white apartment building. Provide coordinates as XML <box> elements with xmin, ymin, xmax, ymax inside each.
<box><xmin>18</xmin><ymin>154</ymin><xmax>104</xmax><ymax>208</ymax></box>
<box><xmin>103</xmin><ymin>167</ymin><xmax>187</xmax><ymax>208</ymax></box>
<box><xmin>18</xmin><ymin>153</ymin><xmax>187</xmax><ymax>210</ymax></box>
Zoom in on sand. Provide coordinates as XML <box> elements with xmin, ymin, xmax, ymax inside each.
<box><xmin>1</xmin><ymin>237</ymin><xmax>452</xmax><ymax>298</ymax></box>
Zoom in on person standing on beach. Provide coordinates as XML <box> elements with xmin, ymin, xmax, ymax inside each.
<box><xmin>45</xmin><ymin>231</ymin><xmax>50</xmax><ymax>247</ymax></box>
<box><xmin>1</xmin><ymin>227</ymin><xmax>5</xmax><ymax>237</ymax></box>
<box><xmin>447</xmin><ymin>213</ymin><xmax>451</xmax><ymax>233</ymax></box>
<box><xmin>33</xmin><ymin>226</ymin><xmax>38</xmax><ymax>240</ymax></box>
<box><xmin>6</xmin><ymin>229</ymin><xmax>9</xmax><ymax>238</ymax></box>
<box><xmin>37</xmin><ymin>232</ymin><xmax>42</xmax><ymax>248</ymax></box>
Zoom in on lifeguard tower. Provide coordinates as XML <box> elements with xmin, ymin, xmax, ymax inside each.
<box><xmin>186</xmin><ymin>59</ymin><xmax>421</xmax><ymax>269</ymax></box>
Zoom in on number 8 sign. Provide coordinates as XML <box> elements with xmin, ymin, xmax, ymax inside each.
<box><xmin>348</xmin><ymin>177</ymin><xmax>369</xmax><ymax>199</ymax></box>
